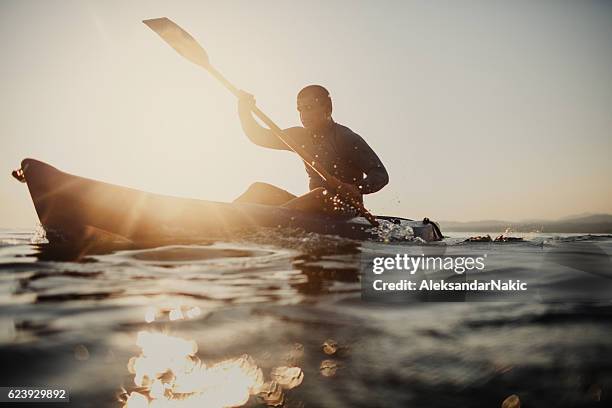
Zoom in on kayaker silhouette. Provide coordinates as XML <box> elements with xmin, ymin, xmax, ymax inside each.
<box><xmin>234</xmin><ymin>85</ymin><xmax>389</xmax><ymax>214</ymax></box>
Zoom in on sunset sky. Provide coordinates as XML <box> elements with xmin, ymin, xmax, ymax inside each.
<box><xmin>2</xmin><ymin>0</ymin><xmax>611</xmax><ymax>227</ymax></box>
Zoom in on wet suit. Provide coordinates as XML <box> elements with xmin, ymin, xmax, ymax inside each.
<box><xmin>235</xmin><ymin>103</ymin><xmax>389</xmax><ymax>209</ymax></box>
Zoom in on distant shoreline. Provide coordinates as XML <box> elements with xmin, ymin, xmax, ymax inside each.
<box><xmin>440</xmin><ymin>214</ymin><xmax>612</xmax><ymax>234</ymax></box>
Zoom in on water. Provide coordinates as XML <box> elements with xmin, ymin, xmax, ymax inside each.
<box><xmin>1</xmin><ymin>227</ymin><xmax>611</xmax><ymax>407</ymax></box>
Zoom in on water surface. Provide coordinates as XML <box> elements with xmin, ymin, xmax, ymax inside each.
<box><xmin>1</xmin><ymin>227</ymin><xmax>611</xmax><ymax>407</ymax></box>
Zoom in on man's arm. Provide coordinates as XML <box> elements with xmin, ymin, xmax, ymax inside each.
<box><xmin>304</xmin><ymin>163</ymin><xmax>326</xmax><ymax>190</ymax></box>
<box><xmin>350</xmin><ymin>132</ymin><xmax>389</xmax><ymax>194</ymax></box>
<box><xmin>238</xmin><ymin>93</ymin><xmax>304</xmax><ymax>151</ymax></box>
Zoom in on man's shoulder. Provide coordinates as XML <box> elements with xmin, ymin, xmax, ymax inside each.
<box><xmin>333</xmin><ymin>122</ymin><xmax>366</xmax><ymax>147</ymax></box>
<box><xmin>333</xmin><ymin>122</ymin><xmax>362</xmax><ymax>140</ymax></box>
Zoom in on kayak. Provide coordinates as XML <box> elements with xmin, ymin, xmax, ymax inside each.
<box><xmin>14</xmin><ymin>159</ymin><xmax>443</xmax><ymax>244</ymax></box>
<box><xmin>15</xmin><ymin>159</ymin><xmax>442</xmax><ymax>243</ymax></box>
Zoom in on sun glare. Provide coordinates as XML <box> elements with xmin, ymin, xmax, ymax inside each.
<box><xmin>119</xmin><ymin>308</ymin><xmax>303</xmax><ymax>407</ymax></box>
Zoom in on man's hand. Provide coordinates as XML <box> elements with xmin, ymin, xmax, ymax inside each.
<box><xmin>238</xmin><ymin>90</ymin><xmax>256</xmax><ymax>109</ymax></box>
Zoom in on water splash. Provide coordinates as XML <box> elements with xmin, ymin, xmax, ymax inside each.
<box><xmin>370</xmin><ymin>219</ymin><xmax>417</xmax><ymax>242</ymax></box>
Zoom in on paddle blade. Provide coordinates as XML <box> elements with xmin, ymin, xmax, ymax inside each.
<box><xmin>143</xmin><ymin>17</ymin><xmax>210</xmax><ymax>67</ymax></box>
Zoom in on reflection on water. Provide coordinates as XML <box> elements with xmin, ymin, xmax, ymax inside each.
<box><xmin>0</xmin><ymin>229</ymin><xmax>611</xmax><ymax>407</ymax></box>
<box><xmin>124</xmin><ymin>332</ymin><xmax>266</xmax><ymax>407</ymax></box>
<box><xmin>121</xmin><ymin>306</ymin><xmax>303</xmax><ymax>408</ymax></box>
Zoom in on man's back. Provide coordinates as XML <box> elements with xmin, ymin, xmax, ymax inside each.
<box><xmin>291</xmin><ymin>122</ymin><xmax>388</xmax><ymax>194</ymax></box>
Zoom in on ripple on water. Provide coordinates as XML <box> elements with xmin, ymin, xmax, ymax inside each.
<box><xmin>1</xmin><ymin>229</ymin><xmax>612</xmax><ymax>407</ymax></box>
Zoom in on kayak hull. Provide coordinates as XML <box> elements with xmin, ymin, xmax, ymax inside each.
<box><xmin>18</xmin><ymin>159</ymin><xmax>442</xmax><ymax>244</ymax></box>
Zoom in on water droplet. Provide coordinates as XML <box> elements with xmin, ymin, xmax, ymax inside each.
<box><xmin>322</xmin><ymin>339</ymin><xmax>339</xmax><ymax>355</ymax></box>
<box><xmin>319</xmin><ymin>360</ymin><xmax>339</xmax><ymax>377</ymax></box>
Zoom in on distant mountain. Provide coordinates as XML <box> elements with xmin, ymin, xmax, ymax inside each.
<box><xmin>558</xmin><ymin>212</ymin><xmax>596</xmax><ymax>221</ymax></box>
<box><xmin>439</xmin><ymin>214</ymin><xmax>612</xmax><ymax>233</ymax></box>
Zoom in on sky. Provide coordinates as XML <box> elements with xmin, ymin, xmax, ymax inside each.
<box><xmin>1</xmin><ymin>0</ymin><xmax>611</xmax><ymax>227</ymax></box>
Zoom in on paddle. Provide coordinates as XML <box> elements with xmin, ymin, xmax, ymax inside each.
<box><xmin>143</xmin><ymin>17</ymin><xmax>379</xmax><ymax>227</ymax></box>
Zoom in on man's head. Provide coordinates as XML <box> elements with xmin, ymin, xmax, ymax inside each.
<box><xmin>297</xmin><ymin>85</ymin><xmax>332</xmax><ymax>129</ymax></box>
